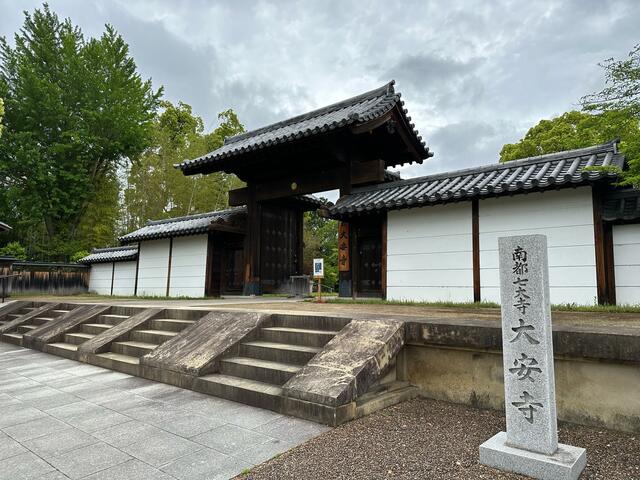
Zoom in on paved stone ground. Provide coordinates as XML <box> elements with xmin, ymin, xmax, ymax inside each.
<box><xmin>0</xmin><ymin>343</ymin><xmax>329</xmax><ymax>480</ymax></box>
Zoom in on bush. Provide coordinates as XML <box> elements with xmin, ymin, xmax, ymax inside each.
<box><xmin>70</xmin><ymin>250</ymin><xmax>90</xmax><ymax>263</ymax></box>
<box><xmin>0</xmin><ymin>241</ymin><xmax>27</xmax><ymax>260</ymax></box>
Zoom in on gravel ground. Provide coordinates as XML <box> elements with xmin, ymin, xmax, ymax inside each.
<box><xmin>235</xmin><ymin>398</ymin><xmax>640</xmax><ymax>480</ymax></box>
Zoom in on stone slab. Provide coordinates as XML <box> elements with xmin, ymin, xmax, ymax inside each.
<box><xmin>77</xmin><ymin>308</ymin><xmax>163</xmax><ymax>360</ymax></box>
<box><xmin>0</xmin><ymin>300</ymin><xmax>29</xmax><ymax>321</ymax></box>
<box><xmin>24</xmin><ymin>304</ymin><xmax>110</xmax><ymax>349</ymax></box>
<box><xmin>140</xmin><ymin>310</ymin><xmax>270</xmax><ymax>376</ymax></box>
<box><xmin>282</xmin><ymin>318</ymin><xmax>404</xmax><ymax>407</ymax></box>
<box><xmin>480</xmin><ymin>431</ymin><xmax>586</xmax><ymax>480</ymax></box>
<box><xmin>0</xmin><ymin>303</ymin><xmax>59</xmax><ymax>335</ymax></box>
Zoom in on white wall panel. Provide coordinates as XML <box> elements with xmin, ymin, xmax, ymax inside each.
<box><xmin>479</xmin><ymin>187</ymin><xmax>597</xmax><ymax>305</ymax></box>
<box><xmin>88</xmin><ymin>263</ymin><xmax>112</xmax><ymax>295</ymax></box>
<box><xmin>168</xmin><ymin>235</ymin><xmax>208</xmax><ymax>298</ymax></box>
<box><xmin>112</xmin><ymin>261</ymin><xmax>136</xmax><ymax>296</ymax></box>
<box><xmin>137</xmin><ymin>239</ymin><xmax>170</xmax><ymax>297</ymax></box>
<box><xmin>613</xmin><ymin>224</ymin><xmax>640</xmax><ymax>305</ymax></box>
<box><xmin>387</xmin><ymin>203</ymin><xmax>474</xmax><ymax>302</ymax></box>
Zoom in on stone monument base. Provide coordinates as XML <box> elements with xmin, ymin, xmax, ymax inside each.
<box><xmin>480</xmin><ymin>432</ymin><xmax>586</xmax><ymax>480</ymax></box>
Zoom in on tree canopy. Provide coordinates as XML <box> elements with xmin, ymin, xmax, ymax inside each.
<box><xmin>502</xmin><ymin>44</ymin><xmax>640</xmax><ymax>186</ymax></box>
<box><xmin>303</xmin><ymin>210</ymin><xmax>338</xmax><ymax>291</ymax></box>
<box><xmin>0</xmin><ymin>5</ymin><xmax>162</xmax><ymax>259</ymax></box>
<box><xmin>124</xmin><ymin>102</ymin><xmax>245</xmax><ymax>231</ymax></box>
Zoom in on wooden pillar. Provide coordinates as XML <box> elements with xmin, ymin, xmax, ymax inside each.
<box><xmin>296</xmin><ymin>209</ymin><xmax>304</xmax><ymax>275</ymax></box>
<box><xmin>381</xmin><ymin>214</ymin><xmax>387</xmax><ymax>300</ymax></box>
<box><xmin>110</xmin><ymin>262</ymin><xmax>115</xmax><ymax>296</ymax></box>
<box><xmin>133</xmin><ymin>242</ymin><xmax>141</xmax><ymax>296</ymax></box>
<box><xmin>338</xmin><ymin>221</ymin><xmax>352</xmax><ymax>297</ymax></box>
<box><xmin>243</xmin><ymin>186</ymin><xmax>262</xmax><ymax>295</ymax></box>
<box><xmin>472</xmin><ymin>199</ymin><xmax>481</xmax><ymax>302</ymax></box>
<box><xmin>592</xmin><ymin>186</ymin><xmax>616</xmax><ymax>305</ymax></box>
<box><xmin>165</xmin><ymin>237</ymin><xmax>173</xmax><ymax>297</ymax></box>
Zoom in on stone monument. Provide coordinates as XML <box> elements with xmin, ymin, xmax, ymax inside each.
<box><xmin>479</xmin><ymin>234</ymin><xmax>586</xmax><ymax>480</ymax></box>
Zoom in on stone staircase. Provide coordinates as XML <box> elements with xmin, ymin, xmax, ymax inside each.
<box><xmin>0</xmin><ymin>305</ymin><xmax>35</xmax><ymax>328</ymax></box>
<box><xmin>46</xmin><ymin>309</ymin><xmax>132</xmax><ymax>358</ymax></box>
<box><xmin>194</xmin><ymin>314</ymin><xmax>350</xmax><ymax>411</ymax></box>
<box><xmin>1</xmin><ymin>306</ymin><xmax>71</xmax><ymax>345</ymax></box>
<box><xmin>93</xmin><ymin>315</ymin><xmax>197</xmax><ymax>374</ymax></box>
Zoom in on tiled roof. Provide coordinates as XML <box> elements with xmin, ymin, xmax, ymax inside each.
<box><xmin>603</xmin><ymin>188</ymin><xmax>640</xmax><ymax>221</ymax></box>
<box><xmin>119</xmin><ymin>207</ymin><xmax>247</xmax><ymax>244</ymax></box>
<box><xmin>176</xmin><ymin>81</ymin><xmax>430</xmax><ymax>173</ymax></box>
<box><xmin>79</xmin><ymin>246</ymin><xmax>138</xmax><ymax>264</ymax></box>
<box><xmin>330</xmin><ymin>141</ymin><xmax>624</xmax><ymax>216</ymax></box>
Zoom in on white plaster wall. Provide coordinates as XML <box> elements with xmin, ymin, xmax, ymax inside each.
<box><xmin>387</xmin><ymin>202</ymin><xmax>474</xmax><ymax>302</ymax></box>
<box><xmin>479</xmin><ymin>187</ymin><xmax>597</xmax><ymax>305</ymax></box>
<box><xmin>88</xmin><ymin>263</ymin><xmax>113</xmax><ymax>295</ymax></box>
<box><xmin>168</xmin><ymin>235</ymin><xmax>208</xmax><ymax>298</ymax></box>
<box><xmin>613</xmin><ymin>224</ymin><xmax>640</xmax><ymax>305</ymax></box>
<box><xmin>112</xmin><ymin>261</ymin><xmax>136</xmax><ymax>296</ymax></box>
<box><xmin>136</xmin><ymin>238</ymin><xmax>170</xmax><ymax>297</ymax></box>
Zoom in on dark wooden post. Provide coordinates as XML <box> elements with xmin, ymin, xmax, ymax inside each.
<box><xmin>472</xmin><ymin>199</ymin><xmax>481</xmax><ymax>302</ymax></box>
<box><xmin>133</xmin><ymin>242</ymin><xmax>141</xmax><ymax>296</ymax></box>
<box><xmin>381</xmin><ymin>214</ymin><xmax>387</xmax><ymax>299</ymax></box>
<box><xmin>110</xmin><ymin>262</ymin><xmax>115</xmax><ymax>296</ymax></box>
<box><xmin>592</xmin><ymin>186</ymin><xmax>616</xmax><ymax>305</ymax></box>
<box><xmin>338</xmin><ymin>221</ymin><xmax>352</xmax><ymax>297</ymax></box>
<box><xmin>244</xmin><ymin>187</ymin><xmax>262</xmax><ymax>295</ymax></box>
<box><xmin>165</xmin><ymin>237</ymin><xmax>173</xmax><ymax>297</ymax></box>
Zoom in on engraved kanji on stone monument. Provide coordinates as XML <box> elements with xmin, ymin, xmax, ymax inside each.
<box><xmin>479</xmin><ymin>235</ymin><xmax>586</xmax><ymax>480</ymax></box>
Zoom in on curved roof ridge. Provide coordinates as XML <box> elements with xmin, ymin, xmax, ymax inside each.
<box><xmin>224</xmin><ymin>81</ymin><xmax>395</xmax><ymax>145</ymax></box>
<box><xmin>146</xmin><ymin>206</ymin><xmax>246</xmax><ymax>226</ymax></box>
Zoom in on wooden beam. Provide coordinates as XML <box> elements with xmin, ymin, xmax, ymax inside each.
<box><xmin>351</xmin><ymin>159</ymin><xmax>385</xmax><ymax>186</ymax></box>
<box><xmin>472</xmin><ymin>199</ymin><xmax>481</xmax><ymax>302</ymax></box>
<box><xmin>165</xmin><ymin>237</ymin><xmax>173</xmax><ymax>297</ymax></box>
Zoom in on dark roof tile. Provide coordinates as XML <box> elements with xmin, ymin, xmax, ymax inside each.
<box><xmin>331</xmin><ymin>141</ymin><xmax>624</xmax><ymax>217</ymax></box>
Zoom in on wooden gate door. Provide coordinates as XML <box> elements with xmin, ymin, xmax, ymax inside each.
<box><xmin>355</xmin><ymin>224</ymin><xmax>382</xmax><ymax>297</ymax></box>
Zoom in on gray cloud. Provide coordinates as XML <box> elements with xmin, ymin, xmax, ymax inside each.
<box><xmin>0</xmin><ymin>0</ymin><xmax>638</xmax><ymax>177</ymax></box>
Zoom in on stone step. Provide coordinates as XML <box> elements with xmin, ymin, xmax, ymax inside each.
<box><xmin>93</xmin><ymin>352</ymin><xmax>140</xmax><ymax>375</ymax></box>
<box><xmin>64</xmin><ymin>332</ymin><xmax>95</xmax><ymax>345</ymax></box>
<box><xmin>240</xmin><ymin>341</ymin><xmax>321</xmax><ymax>365</ymax></box>
<box><xmin>97</xmin><ymin>314</ymin><xmax>129</xmax><ymax>325</ymax></box>
<box><xmin>194</xmin><ymin>374</ymin><xmax>282</xmax><ymax>412</ymax></box>
<box><xmin>260</xmin><ymin>326</ymin><xmax>338</xmax><ymax>347</ymax></box>
<box><xmin>81</xmin><ymin>323</ymin><xmax>112</xmax><ymax>335</ymax></box>
<box><xmin>220</xmin><ymin>357</ymin><xmax>301</xmax><ymax>385</ymax></box>
<box><xmin>149</xmin><ymin>318</ymin><xmax>195</xmax><ymax>332</ymax></box>
<box><xmin>6</xmin><ymin>313</ymin><xmax>23</xmax><ymax>320</ymax></box>
<box><xmin>111</xmin><ymin>340</ymin><xmax>157</xmax><ymax>357</ymax></box>
<box><xmin>17</xmin><ymin>325</ymin><xmax>37</xmax><ymax>334</ymax></box>
<box><xmin>272</xmin><ymin>314</ymin><xmax>351</xmax><ymax>332</ymax></box>
<box><xmin>355</xmin><ymin>382</ymin><xmax>420</xmax><ymax>419</ymax></box>
<box><xmin>1</xmin><ymin>333</ymin><xmax>23</xmax><ymax>345</ymax></box>
<box><xmin>46</xmin><ymin>342</ymin><xmax>78</xmax><ymax>359</ymax></box>
<box><xmin>51</xmin><ymin>309</ymin><xmax>70</xmax><ymax>316</ymax></box>
<box><xmin>129</xmin><ymin>329</ymin><xmax>176</xmax><ymax>344</ymax></box>
<box><xmin>32</xmin><ymin>317</ymin><xmax>54</xmax><ymax>326</ymax></box>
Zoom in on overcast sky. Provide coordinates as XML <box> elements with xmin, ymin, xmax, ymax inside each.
<box><xmin>1</xmin><ymin>0</ymin><xmax>638</xmax><ymax>178</ymax></box>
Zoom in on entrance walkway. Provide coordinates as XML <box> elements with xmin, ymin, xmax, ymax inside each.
<box><xmin>0</xmin><ymin>343</ymin><xmax>328</xmax><ymax>480</ymax></box>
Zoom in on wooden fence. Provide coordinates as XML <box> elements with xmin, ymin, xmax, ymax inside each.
<box><xmin>10</xmin><ymin>262</ymin><xmax>89</xmax><ymax>296</ymax></box>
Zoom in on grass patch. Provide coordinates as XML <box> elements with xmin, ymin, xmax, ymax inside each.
<box><xmin>316</xmin><ymin>297</ymin><xmax>640</xmax><ymax>313</ymax></box>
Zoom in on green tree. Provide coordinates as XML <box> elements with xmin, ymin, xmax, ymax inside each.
<box><xmin>0</xmin><ymin>5</ymin><xmax>161</xmax><ymax>259</ymax></box>
<box><xmin>0</xmin><ymin>241</ymin><xmax>26</xmax><ymax>260</ymax></box>
<box><xmin>303</xmin><ymin>210</ymin><xmax>338</xmax><ymax>291</ymax></box>
<box><xmin>0</xmin><ymin>97</ymin><xmax>4</xmax><ymax>136</ymax></box>
<box><xmin>580</xmin><ymin>43</ymin><xmax>640</xmax><ymax>185</ymax></box>
<box><xmin>124</xmin><ymin>102</ymin><xmax>244</xmax><ymax>229</ymax></box>
<box><xmin>500</xmin><ymin>110</ymin><xmax>640</xmax><ymax>171</ymax></box>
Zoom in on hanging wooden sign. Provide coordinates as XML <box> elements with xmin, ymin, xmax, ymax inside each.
<box><xmin>338</xmin><ymin>222</ymin><xmax>350</xmax><ymax>272</ymax></box>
